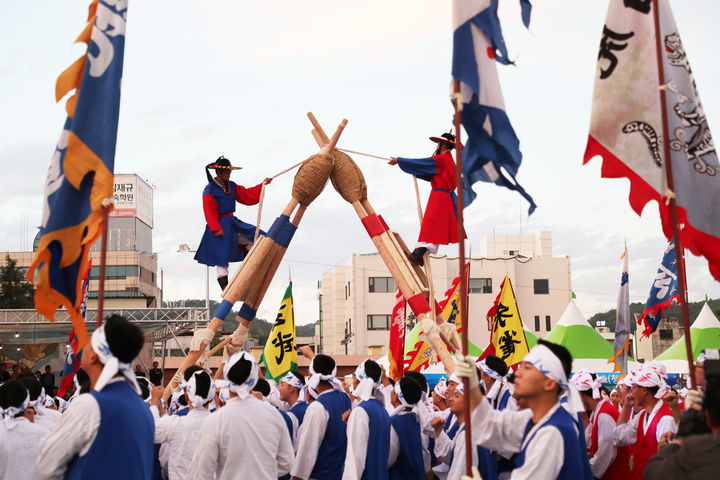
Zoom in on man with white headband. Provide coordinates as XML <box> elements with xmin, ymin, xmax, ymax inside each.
<box><xmin>18</xmin><ymin>373</ymin><xmax>56</xmax><ymax>433</ymax></box>
<box><xmin>572</xmin><ymin>368</ymin><xmax>627</xmax><ymax>479</ymax></box>
<box><xmin>456</xmin><ymin>339</ymin><xmax>592</xmax><ymax>479</ymax></box>
<box><xmin>431</xmin><ymin>373</ymin><xmax>463</xmax><ymax>480</ymax></box>
<box><xmin>279</xmin><ymin>370</ymin><xmax>309</xmax><ymax>450</ymax></box>
<box><xmin>292</xmin><ymin>353</ymin><xmax>351</xmax><ymax>480</ymax></box>
<box><xmin>613</xmin><ymin>365</ymin><xmax>677</xmax><ymax>479</ymax></box>
<box><xmin>188</xmin><ymin>351</ymin><xmax>293</xmax><ymax>479</ymax></box>
<box><xmin>404</xmin><ymin>370</ymin><xmax>437</xmax><ymax>477</ymax></box>
<box><xmin>151</xmin><ymin>367</ymin><xmax>215</xmax><ymax>480</ymax></box>
<box><xmin>479</xmin><ymin>355</ymin><xmax>515</xmax><ymax>412</ymax></box>
<box><xmin>445</xmin><ymin>380</ymin><xmax>498</xmax><ymax>480</ymax></box>
<box><xmin>388</xmin><ymin>375</ymin><xmax>425</xmax><ymax>479</ymax></box>
<box><xmin>0</xmin><ymin>379</ymin><xmax>46</xmax><ymax>479</ymax></box>
<box><xmin>342</xmin><ymin>359</ymin><xmax>390</xmax><ymax>480</ymax></box>
<box><xmin>37</xmin><ymin>314</ymin><xmax>155</xmax><ymax>480</ymax></box>
<box><xmin>433</xmin><ymin>378</ymin><xmax>450</xmax><ymax>412</ymax></box>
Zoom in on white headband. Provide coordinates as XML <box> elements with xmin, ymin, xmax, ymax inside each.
<box><xmin>2</xmin><ymin>391</ymin><xmax>29</xmax><ymax>430</ymax></box>
<box><xmin>307</xmin><ymin>358</ymin><xmax>343</xmax><ymax>395</ymax></box>
<box><xmin>91</xmin><ymin>324</ymin><xmax>141</xmax><ymax>395</ymax></box>
<box><xmin>185</xmin><ymin>370</ymin><xmax>215</xmax><ymax>408</ymax></box>
<box><xmin>136</xmin><ymin>377</ymin><xmax>152</xmax><ymax>404</ymax></box>
<box><xmin>280</xmin><ymin>371</ymin><xmax>304</xmax><ymax>391</ymax></box>
<box><xmin>479</xmin><ymin>360</ymin><xmax>504</xmax><ymax>400</ymax></box>
<box><xmin>434</xmin><ymin>379</ymin><xmax>448</xmax><ymax>400</ymax></box>
<box><xmin>394</xmin><ymin>381</ymin><xmax>412</xmax><ymax>409</ymax></box>
<box><xmin>524</xmin><ymin>345</ymin><xmax>583</xmax><ymax>413</ymax></box>
<box><xmin>571</xmin><ymin>368</ymin><xmax>604</xmax><ymax>399</ymax></box>
<box><xmin>222</xmin><ymin>351</ymin><xmax>259</xmax><ymax>400</ymax></box>
<box><xmin>633</xmin><ymin>368</ymin><xmax>670</xmax><ymax>399</ymax></box>
<box><xmin>29</xmin><ymin>387</ymin><xmax>45</xmax><ymax>411</ymax></box>
<box><xmin>353</xmin><ymin>360</ymin><xmax>385</xmax><ymax>402</ymax></box>
<box><xmin>43</xmin><ymin>393</ymin><xmax>55</xmax><ymax>409</ymax></box>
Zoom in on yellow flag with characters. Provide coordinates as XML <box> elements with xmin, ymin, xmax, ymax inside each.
<box><xmin>261</xmin><ymin>283</ymin><xmax>298</xmax><ymax>381</ymax></box>
<box><xmin>485</xmin><ymin>276</ymin><xmax>529</xmax><ymax>367</ymax></box>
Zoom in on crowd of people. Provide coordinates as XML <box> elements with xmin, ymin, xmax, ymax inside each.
<box><xmin>0</xmin><ymin>314</ymin><xmax>718</xmax><ymax>479</ymax></box>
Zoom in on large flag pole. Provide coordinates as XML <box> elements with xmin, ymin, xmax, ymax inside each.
<box><xmin>651</xmin><ymin>0</ymin><xmax>695</xmax><ymax>386</ymax></box>
<box><xmin>452</xmin><ymin>79</ymin><xmax>473</xmax><ymax>476</ymax></box>
<box><xmin>95</xmin><ymin>204</ymin><xmax>111</xmax><ymax>328</ymax></box>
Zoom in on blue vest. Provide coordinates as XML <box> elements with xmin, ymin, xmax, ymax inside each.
<box><xmin>513</xmin><ymin>407</ymin><xmax>592</xmax><ymax>480</ymax></box>
<box><xmin>289</xmin><ymin>400</ymin><xmax>309</xmax><ymax>425</ymax></box>
<box><xmin>66</xmin><ymin>381</ymin><xmax>154</xmax><ymax>480</ymax></box>
<box><xmin>279</xmin><ymin>409</ymin><xmax>294</xmax><ymax>439</ymax></box>
<box><xmin>497</xmin><ymin>389</ymin><xmax>512</xmax><ymax>411</ymax></box>
<box><xmin>389</xmin><ymin>411</ymin><xmax>425</xmax><ymax>480</ymax></box>
<box><xmin>311</xmin><ymin>390</ymin><xmax>352</xmax><ymax>480</ymax></box>
<box><xmin>444</xmin><ymin>412</ymin><xmax>460</xmax><ymax>440</ymax></box>
<box><xmin>358</xmin><ymin>399</ymin><xmax>390</xmax><ymax>480</ymax></box>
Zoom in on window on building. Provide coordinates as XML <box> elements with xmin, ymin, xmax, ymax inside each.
<box><xmin>89</xmin><ymin>265</ymin><xmax>140</xmax><ymax>279</ymax></box>
<box><xmin>468</xmin><ymin>278</ymin><xmax>492</xmax><ymax>294</ymax></box>
<box><xmin>367</xmin><ymin>314</ymin><xmax>391</xmax><ymax>330</ymax></box>
<box><xmin>545</xmin><ymin>315</ymin><xmax>551</xmax><ymax>331</ymax></box>
<box><xmin>534</xmin><ymin>279</ymin><xmax>549</xmax><ymax>295</ymax></box>
<box><xmin>659</xmin><ymin>329</ymin><xmax>674</xmax><ymax>340</ymax></box>
<box><xmin>534</xmin><ymin>315</ymin><xmax>540</xmax><ymax>332</ymax></box>
<box><xmin>369</xmin><ymin>277</ymin><xmax>396</xmax><ymax>293</ymax></box>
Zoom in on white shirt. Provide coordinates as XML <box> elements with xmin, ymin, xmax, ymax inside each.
<box><xmin>447</xmin><ymin>427</ymin><xmax>478</xmax><ymax>480</ymax></box>
<box><xmin>342</xmin><ymin>405</ymin><xmax>370</xmax><ymax>480</ymax></box>
<box><xmin>471</xmin><ymin>400</ymin><xmax>573</xmax><ymax>480</ymax></box>
<box><xmin>34</xmin><ymin>406</ymin><xmax>61</xmax><ymax>432</ymax></box>
<box><xmin>433</xmin><ymin>414</ymin><xmax>458</xmax><ymax>480</ymax></box>
<box><xmin>2</xmin><ymin>417</ymin><xmax>47</xmax><ymax>480</ymax></box>
<box><xmin>187</xmin><ymin>395</ymin><xmax>293</xmax><ymax>480</ymax></box>
<box><xmin>37</xmin><ymin>383</ymin><xmax>109</xmax><ymax>480</ymax></box>
<box><xmin>292</xmin><ymin>391</ymin><xmax>334</xmax><ymax>480</ymax></box>
<box><xmin>613</xmin><ymin>399</ymin><xmax>678</xmax><ymax>446</ymax></box>
<box><xmin>154</xmin><ymin>407</ymin><xmax>211</xmax><ymax>480</ymax></box>
<box><xmin>587</xmin><ymin>398</ymin><xmax>617</xmax><ymax>478</ymax></box>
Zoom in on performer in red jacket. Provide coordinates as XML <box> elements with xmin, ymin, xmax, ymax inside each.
<box><xmin>194</xmin><ymin>156</ymin><xmax>271</xmax><ymax>289</ymax></box>
<box><xmin>389</xmin><ymin>132</ymin><xmax>462</xmax><ymax>266</ymax></box>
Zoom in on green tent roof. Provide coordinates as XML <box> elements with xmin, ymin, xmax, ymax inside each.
<box><xmin>656</xmin><ymin>303</ymin><xmax>720</xmax><ymax>361</ymax></box>
<box><xmin>544</xmin><ymin>300</ymin><xmax>615</xmax><ymax>360</ymax></box>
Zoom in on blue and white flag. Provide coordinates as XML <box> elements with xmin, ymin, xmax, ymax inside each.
<box><xmin>638</xmin><ymin>241</ymin><xmax>681</xmax><ymax>338</ymax></box>
<box><xmin>610</xmin><ymin>246</ymin><xmax>630</xmax><ymax>373</ymax></box>
<box><xmin>452</xmin><ymin>0</ymin><xmax>536</xmax><ymax>214</ymax></box>
<box><xmin>27</xmin><ymin>0</ymin><xmax>127</xmax><ymax>350</ymax></box>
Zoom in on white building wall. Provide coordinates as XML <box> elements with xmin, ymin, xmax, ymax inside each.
<box><xmin>319</xmin><ymin>233</ymin><xmax>572</xmax><ymax>356</ymax></box>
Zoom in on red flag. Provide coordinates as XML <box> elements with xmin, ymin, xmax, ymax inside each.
<box><xmin>388</xmin><ymin>287</ymin><xmax>406</xmax><ymax>381</ymax></box>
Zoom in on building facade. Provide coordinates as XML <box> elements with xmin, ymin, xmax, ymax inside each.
<box><xmin>319</xmin><ymin>232</ymin><xmax>572</xmax><ymax>356</ymax></box>
<box><xmin>5</xmin><ymin>173</ymin><xmax>160</xmax><ymax>310</ymax></box>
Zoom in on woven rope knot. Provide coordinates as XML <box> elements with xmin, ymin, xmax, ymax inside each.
<box><xmin>292</xmin><ymin>153</ymin><xmax>333</xmax><ymax>206</ymax></box>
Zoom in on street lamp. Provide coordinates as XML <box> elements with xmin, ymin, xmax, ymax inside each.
<box><xmin>178</xmin><ymin>244</ymin><xmax>210</xmax><ymax>313</ymax></box>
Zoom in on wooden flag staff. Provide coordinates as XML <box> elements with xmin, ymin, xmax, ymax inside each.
<box><xmin>651</xmin><ymin>0</ymin><xmax>695</xmax><ymax>386</ymax></box>
<box><xmin>452</xmin><ymin>78</ymin><xmax>473</xmax><ymax>477</ymax></box>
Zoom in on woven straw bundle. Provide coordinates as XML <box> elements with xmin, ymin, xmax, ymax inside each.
<box><xmin>292</xmin><ymin>153</ymin><xmax>333</xmax><ymax>206</ymax></box>
<box><xmin>330</xmin><ymin>151</ymin><xmax>367</xmax><ymax>203</ymax></box>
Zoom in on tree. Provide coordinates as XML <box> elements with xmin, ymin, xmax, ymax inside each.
<box><xmin>0</xmin><ymin>255</ymin><xmax>34</xmax><ymax>309</ymax></box>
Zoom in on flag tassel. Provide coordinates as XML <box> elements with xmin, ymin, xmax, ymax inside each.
<box><xmin>651</xmin><ymin>0</ymin><xmax>695</xmax><ymax>387</ymax></box>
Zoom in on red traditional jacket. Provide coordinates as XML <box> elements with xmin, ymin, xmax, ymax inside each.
<box><xmin>397</xmin><ymin>151</ymin><xmax>464</xmax><ymax>245</ymax></box>
<box><xmin>588</xmin><ymin>399</ymin><xmax>630</xmax><ymax>480</ymax></box>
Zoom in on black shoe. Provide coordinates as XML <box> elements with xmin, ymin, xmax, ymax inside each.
<box><xmin>409</xmin><ymin>247</ymin><xmax>427</xmax><ymax>266</ymax></box>
<box><xmin>218</xmin><ymin>276</ymin><xmax>229</xmax><ymax>290</ymax></box>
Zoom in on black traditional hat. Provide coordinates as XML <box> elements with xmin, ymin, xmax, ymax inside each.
<box><xmin>205</xmin><ymin>155</ymin><xmax>241</xmax><ymax>183</ymax></box>
<box><xmin>429</xmin><ymin>132</ymin><xmax>457</xmax><ymax>149</ymax></box>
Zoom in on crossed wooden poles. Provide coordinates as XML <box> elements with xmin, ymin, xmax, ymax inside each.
<box><xmin>163</xmin><ymin>114</ymin><xmax>458</xmax><ymax>401</ymax></box>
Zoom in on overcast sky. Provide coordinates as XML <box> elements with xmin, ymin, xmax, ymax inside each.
<box><xmin>1</xmin><ymin>1</ymin><xmax>719</xmax><ymax>327</ymax></box>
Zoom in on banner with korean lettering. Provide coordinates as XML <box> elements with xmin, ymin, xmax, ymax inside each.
<box><xmin>261</xmin><ymin>283</ymin><xmax>298</xmax><ymax>382</ymax></box>
<box><xmin>584</xmin><ymin>0</ymin><xmax>720</xmax><ymax>283</ymax></box>
<box><xmin>27</xmin><ymin>0</ymin><xmax>128</xmax><ymax>350</ymax></box>
<box><xmin>482</xmin><ymin>275</ymin><xmax>529</xmax><ymax>367</ymax></box>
